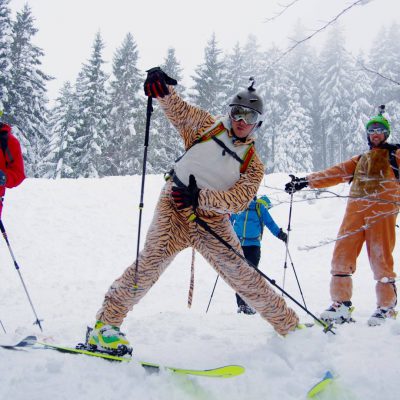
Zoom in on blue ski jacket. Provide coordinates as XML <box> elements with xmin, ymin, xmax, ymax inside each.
<box><xmin>230</xmin><ymin>199</ymin><xmax>281</xmax><ymax>247</ymax></box>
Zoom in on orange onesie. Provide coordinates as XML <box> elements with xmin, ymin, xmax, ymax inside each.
<box><xmin>307</xmin><ymin>148</ymin><xmax>399</xmax><ymax>308</ymax></box>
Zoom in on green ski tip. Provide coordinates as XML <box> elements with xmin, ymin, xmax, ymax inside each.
<box><xmin>139</xmin><ymin>361</ymin><xmax>245</xmax><ymax>378</ymax></box>
<box><xmin>307</xmin><ymin>371</ymin><xmax>334</xmax><ymax>398</ymax></box>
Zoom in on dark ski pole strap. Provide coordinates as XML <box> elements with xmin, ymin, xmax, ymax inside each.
<box><xmin>188</xmin><ymin>213</ymin><xmax>334</xmax><ymax>335</ymax></box>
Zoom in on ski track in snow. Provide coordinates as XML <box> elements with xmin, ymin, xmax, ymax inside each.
<box><xmin>0</xmin><ymin>174</ymin><xmax>399</xmax><ymax>400</ymax></box>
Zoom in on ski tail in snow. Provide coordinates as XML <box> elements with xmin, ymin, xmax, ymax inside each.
<box><xmin>0</xmin><ymin>335</ymin><xmax>38</xmax><ymax>349</ymax></box>
<box><xmin>307</xmin><ymin>370</ymin><xmax>334</xmax><ymax>398</ymax></box>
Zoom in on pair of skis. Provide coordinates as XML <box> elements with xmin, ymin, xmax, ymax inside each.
<box><xmin>0</xmin><ymin>335</ymin><xmax>337</xmax><ymax>397</ymax></box>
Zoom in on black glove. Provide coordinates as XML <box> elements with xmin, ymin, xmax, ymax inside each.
<box><xmin>0</xmin><ymin>170</ymin><xmax>5</xmax><ymax>186</ymax></box>
<box><xmin>284</xmin><ymin>175</ymin><xmax>308</xmax><ymax>194</ymax></box>
<box><xmin>277</xmin><ymin>228</ymin><xmax>288</xmax><ymax>243</ymax></box>
<box><xmin>144</xmin><ymin>67</ymin><xmax>177</xmax><ymax>98</ymax></box>
<box><xmin>171</xmin><ymin>175</ymin><xmax>200</xmax><ymax>211</ymax></box>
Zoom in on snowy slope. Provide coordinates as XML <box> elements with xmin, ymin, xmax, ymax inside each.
<box><xmin>0</xmin><ymin>174</ymin><xmax>399</xmax><ymax>400</ymax></box>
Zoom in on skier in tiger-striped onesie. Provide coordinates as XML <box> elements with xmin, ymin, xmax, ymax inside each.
<box><xmin>88</xmin><ymin>67</ymin><xmax>299</xmax><ymax>353</ymax></box>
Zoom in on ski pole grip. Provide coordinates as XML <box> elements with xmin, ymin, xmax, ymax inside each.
<box><xmin>0</xmin><ymin>219</ymin><xmax>5</xmax><ymax>234</ymax></box>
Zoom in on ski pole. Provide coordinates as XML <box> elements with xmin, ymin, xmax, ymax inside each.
<box><xmin>205</xmin><ymin>275</ymin><xmax>219</xmax><ymax>313</ymax></box>
<box><xmin>0</xmin><ymin>319</ymin><xmax>6</xmax><ymax>333</ymax></box>
<box><xmin>133</xmin><ymin>96</ymin><xmax>153</xmax><ymax>287</ymax></box>
<box><xmin>188</xmin><ymin>213</ymin><xmax>334</xmax><ymax>334</ymax></box>
<box><xmin>0</xmin><ymin>220</ymin><xmax>43</xmax><ymax>331</ymax></box>
<box><xmin>287</xmin><ymin>248</ymin><xmax>307</xmax><ymax>308</ymax></box>
<box><xmin>282</xmin><ymin>175</ymin><xmax>295</xmax><ymax>292</ymax></box>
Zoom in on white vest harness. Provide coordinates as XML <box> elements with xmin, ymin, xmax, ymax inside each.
<box><xmin>174</xmin><ymin>119</ymin><xmax>254</xmax><ymax>190</ymax></box>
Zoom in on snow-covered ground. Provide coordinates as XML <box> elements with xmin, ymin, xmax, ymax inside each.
<box><xmin>0</xmin><ymin>174</ymin><xmax>399</xmax><ymax>400</ymax></box>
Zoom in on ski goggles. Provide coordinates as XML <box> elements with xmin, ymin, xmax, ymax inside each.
<box><xmin>230</xmin><ymin>105</ymin><xmax>260</xmax><ymax>125</ymax></box>
<box><xmin>367</xmin><ymin>127</ymin><xmax>388</xmax><ymax>135</ymax></box>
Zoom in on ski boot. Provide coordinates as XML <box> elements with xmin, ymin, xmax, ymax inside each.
<box><xmin>368</xmin><ymin>307</ymin><xmax>397</xmax><ymax>326</ymax></box>
<box><xmin>320</xmin><ymin>301</ymin><xmax>355</xmax><ymax>324</ymax></box>
<box><xmin>83</xmin><ymin>321</ymin><xmax>132</xmax><ymax>356</ymax></box>
<box><xmin>237</xmin><ymin>304</ymin><xmax>256</xmax><ymax>315</ymax></box>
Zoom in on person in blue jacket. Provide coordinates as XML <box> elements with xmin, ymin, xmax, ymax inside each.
<box><xmin>230</xmin><ymin>195</ymin><xmax>288</xmax><ymax>314</ymax></box>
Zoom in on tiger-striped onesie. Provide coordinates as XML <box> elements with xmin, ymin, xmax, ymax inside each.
<box><xmin>96</xmin><ymin>88</ymin><xmax>299</xmax><ymax>336</ymax></box>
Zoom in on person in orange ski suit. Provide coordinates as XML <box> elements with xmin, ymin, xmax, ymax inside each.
<box><xmin>87</xmin><ymin>68</ymin><xmax>299</xmax><ymax>354</ymax></box>
<box><xmin>285</xmin><ymin>108</ymin><xmax>398</xmax><ymax>326</ymax></box>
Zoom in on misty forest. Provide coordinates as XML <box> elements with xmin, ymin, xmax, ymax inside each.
<box><xmin>1</xmin><ymin>0</ymin><xmax>400</xmax><ymax>179</ymax></box>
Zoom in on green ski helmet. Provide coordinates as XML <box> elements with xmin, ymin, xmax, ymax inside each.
<box><xmin>257</xmin><ymin>195</ymin><xmax>272</xmax><ymax>209</ymax></box>
<box><xmin>365</xmin><ymin>105</ymin><xmax>391</xmax><ymax>139</ymax></box>
<box><xmin>229</xmin><ymin>77</ymin><xmax>264</xmax><ymax>115</ymax></box>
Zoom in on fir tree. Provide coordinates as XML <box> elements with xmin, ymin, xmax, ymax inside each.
<box><xmin>241</xmin><ymin>35</ymin><xmax>264</xmax><ymax>88</ymax></box>
<box><xmin>73</xmin><ymin>32</ymin><xmax>109</xmax><ymax>178</ymax></box>
<box><xmin>286</xmin><ymin>21</ymin><xmax>318</xmax><ymax>170</ymax></box>
<box><xmin>224</xmin><ymin>42</ymin><xmax>246</xmax><ymax>105</ymax></box>
<box><xmin>6</xmin><ymin>4</ymin><xmax>51</xmax><ymax>177</ymax></box>
<box><xmin>256</xmin><ymin>46</ymin><xmax>288</xmax><ymax>172</ymax></box>
<box><xmin>45</xmin><ymin>81</ymin><xmax>79</xmax><ymax>178</ymax></box>
<box><xmin>106</xmin><ymin>32</ymin><xmax>144</xmax><ymax>176</ymax></box>
<box><xmin>274</xmin><ymin>77</ymin><xmax>313</xmax><ymax>173</ymax></box>
<box><xmin>190</xmin><ymin>33</ymin><xmax>228</xmax><ymax>116</ymax></box>
<box><xmin>369</xmin><ymin>23</ymin><xmax>400</xmax><ymax>143</ymax></box>
<box><xmin>318</xmin><ymin>24</ymin><xmax>354</xmax><ymax>167</ymax></box>
<box><xmin>148</xmin><ymin>47</ymin><xmax>185</xmax><ymax>173</ymax></box>
<box><xmin>0</xmin><ymin>0</ymin><xmax>12</xmax><ymax>112</ymax></box>
<box><xmin>346</xmin><ymin>52</ymin><xmax>373</xmax><ymax>157</ymax></box>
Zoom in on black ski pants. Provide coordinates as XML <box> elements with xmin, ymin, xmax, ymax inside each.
<box><xmin>236</xmin><ymin>245</ymin><xmax>261</xmax><ymax>307</ymax></box>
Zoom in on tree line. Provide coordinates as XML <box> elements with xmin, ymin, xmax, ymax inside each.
<box><xmin>1</xmin><ymin>0</ymin><xmax>399</xmax><ymax>178</ymax></box>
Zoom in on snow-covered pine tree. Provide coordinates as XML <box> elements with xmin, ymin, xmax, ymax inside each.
<box><xmin>148</xmin><ymin>47</ymin><xmax>185</xmax><ymax>173</ymax></box>
<box><xmin>241</xmin><ymin>34</ymin><xmax>264</xmax><ymax>89</ymax></box>
<box><xmin>318</xmin><ymin>23</ymin><xmax>354</xmax><ymax>167</ymax></box>
<box><xmin>274</xmin><ymin>74</ymin><xmax>313</xmax><ymax>173</ymax></box>
<box><xmin>346</xmin><ymin>51</ymin><xmax>372</xmax><ymax>157</ymax></box>
<box><xmin>105</xmin><ymin>32</ymin><xmax>144</xmax><ymax>176</ymax></box>
<box><xmin>224</xmin><ymin>42</ymin><xmax>246</xmax><ymax>107</ymax></box>
<box><xmin>190</xmin><ymin>33</ymin><xmax>228</xmax><ymax>117</ymax></box>
<box><xmin>285</xmin><ymin>21</ymin><xmax>318</xmax><ymax>171</ymax></box>
<box><xmin>73</xmin><ymin>32</ymin><xmax>109</xmax><ymax>178</ymax></box>
<box><xmin>6</xmin><ymin>4</ymin><xmax>51</xmax><ymax>177</ymax></box>
<box><xmin>45</xmin><ymin>81</ymin><xmax>80</xmax><ymax>178</ymax></box>
<box><xmin>256</xmin><ymin>46</ymin><xmax>288</xmax><ymax>172</ymax></box>
<box><xmin>0</xmin><ymin>0</ymin><xmax>12</xmax><ymax>112</ymax></box>
<box><xmin>369</xmin><ymin>23</ymin><xmax>400</xmax><ymax>143</ymax></box>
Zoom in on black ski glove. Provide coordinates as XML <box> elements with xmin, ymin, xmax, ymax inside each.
<box><xmin>277</xmin><ymin>228</ymin><xmax>288</xmax><ymax>243</ymax></box>
<box><xmin>144</xmin><ymin>67</ymin><xmax>177</xmax><ymax>98</ymax></box>
<box><xmin>171</xmin><ymin>174</ymin><xmax>200</xmax><ymax>211</ymax></box>
<box><xmin>284</xmin><ymin>175</ymin><xmax>308</xmax><ymax>194</ymax></box>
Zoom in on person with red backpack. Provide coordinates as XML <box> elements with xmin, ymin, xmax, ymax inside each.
<box><xmin>0</xmin><ymin>111</ymin><xmax>26</xmax><ymax>216</ymax></box>
<box><xmin>230</xmin><ymin>195</ymin><xmax>287</xmax><ymax>314</ymax></box>
<box><xmin>285</xmin><ymin>106</ymin><xmax>399</xmax><ymax>327</ymax></box>
<box><xmin>87</xmin><ymin>68</ymin><xmax>299</xmax><ymax>355</ymax></box>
